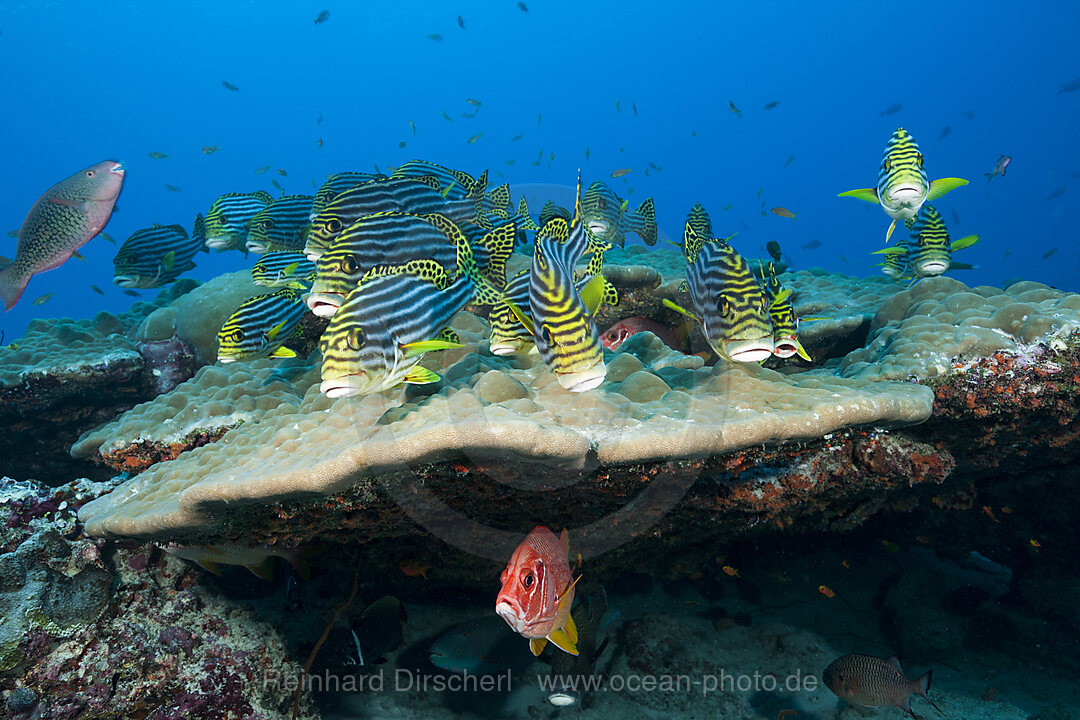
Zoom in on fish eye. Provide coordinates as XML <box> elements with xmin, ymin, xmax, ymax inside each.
<box><xmin>345</xmin><ymin>326</ymin><xmax>365</xmax><ymax>351</ymax></box>
<box><xmin>230</xmin><ymin>329</ymin><xmax>245</xmax><ymax>342</ymax></box>
<box><xmin>522</xmin><ymin>571</ymin><xmax>534</xmax><ymax>588</ymax></box>
<box><xmin>882</xmin><ymin>158</ymin><xmax>891</xmax><ymax>172</ymax></box>
<box><xmin>85</xmin><ymin>170</ymin><xmax>95</xmax><ymax>177</ymax></box>
<box><xmin>340</xmin><ymin>254</ymin><xmax>359</xmax><ymax>274</ymax></box>
<box><xmin>327</xmin><ymin>218</ymin><xmax>343</xmax><ymax>233</ymax></box>
<box><xmin>261</xmin><ymin>219</ymin><xmax>275</xmax><ymax>230</ymax></box>
<box><xmin>718</xmin><ymin>297</ymin><xmax>732</xmax><ymax>316</ymax></box>
<box><xmin>606</xmin><ymin>332</ymin><xmax>617</xmax><ymax>341</ymax></box>
<box><xmin>916</xmin><ymin>153</ymin><xmax>925</xmax><ymax>168</ymax></box>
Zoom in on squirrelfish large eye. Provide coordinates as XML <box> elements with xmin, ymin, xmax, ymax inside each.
<box><xmin>522</xmin><ymin>571</ymin><xmax>534</xmax><ymax>589</ymax></box>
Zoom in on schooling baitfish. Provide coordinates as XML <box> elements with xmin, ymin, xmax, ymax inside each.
<box><xmin>1</xmin><ymin>160</ymin><xmax>125</xmax><ymax>310</ymax></box>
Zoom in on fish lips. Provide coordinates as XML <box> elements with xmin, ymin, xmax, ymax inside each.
<box><xmin>556</xmin><ymin>361</ymin><xmax>607</xmax><ymax>392</ymax></box>
<box><xmin>245</xmin><ymin>240</ymin><xmax>270</xmax><ymax>254</ymax></box>
<box><xmin>917</xmin><ymin>260</ymin><xmax>948</xmax><ymax>276</ymax></box>
<box><xmin>724</xmin><ymin>338</ymin><xmax>775</xmax><ymax>363</ymax></box>
<box><xmin>305</xmin><ymin>292</ymin><xmax>344</xmax><ymax>317</ymax></box>
<box><xmin>772</xmin><ymin>338</ymin><xmax>799</xmax><ymax>358</ymax></box>
<box><xmin>885</xmin><ymin>184</ymin><xmax>925</xmax><ymax>209</ymax></box>
<box><xmin>494</xmin><ymin>599</ymin><xmax>528</xmax><ymax>634</ymax></box>
<box><xmin>319</xmin><ymin>373</ymin><xmax>368</xmax><ymax>398</ymax></box>
<box><xmin>204</xmin><ymin>236</ymin><xmax>236</xmax><ymax>250</ymax></box>
<box><xmin>304</xmin><ymin>250</ymin><xmax>323</xmax><ymax>262</ymax></box>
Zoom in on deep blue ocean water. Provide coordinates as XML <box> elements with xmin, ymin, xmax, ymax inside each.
<box><xmin>1</xmin><ymin>1</ymin><xmax>1077</xmax><ymax>338</ymax></box>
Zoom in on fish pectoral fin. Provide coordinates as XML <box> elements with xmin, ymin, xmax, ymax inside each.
<box><xmin>949</xmin><ymin>261</ymin><xmax>976</xmax><ymax>270</ymax></box>
<box><xmin>773</xmin><ymin>288</ymin><xmax>792</xmax><ymax>304</ymax></box>
<box><xmin>795</xmin><ymin>340</ymin><xmax>812</xmax><ymax>362</ymax></box>
<box><xmin>926</xmin><ymin>177</ymin><xmax>969</xmax><ymax>202</ymax></box>
<box><xmin>269</xmin><ymin>346</ymin><xmax>297</xmax><ymax>359</ymax></box>
<box><xmin>564</xmin><ymin>612</ymin><xmax>578</xmax><ymax>645</ymax></box>
<box><xmin>266</xmin><ymin>319</ymin><xmax>288</xmax><ymax>340</ymax></box>
<box><xmin>950</xmin><ymin>233</ymin><xmax>980</xmax><ymax>251</ymax></box>
<box><xmin>504</xmin><ymin>297</ymin><xmax>536</xmax><ymax>336</ymax></box>
<box><xmin>404</xmin><ymin>365</ymin><xmax>442</xmax><ymax>385</ymax></box>
<box><xmin>546</xmin><ymin>627</ymin><xmax>579</xmax><ymax>656</ymax></box>
<box><xmin>837</xmin><ymin>188</ymin><xmax>880</xmax><ymax>204</ymax></box>
<box><xmin>885</xmin><ymin>219</ymin><xmax>898</xmax><ymax>243</ymax></box>
<box><xmin>247</xmin><ymin>557</ymin><xmax>276</xmax><ymax>581</ymax></box>
<box><xmin>580</xmin><ymin>273</ymin><xmax>606</xmax><ymax>317</ymax></box>
<box><xmin>871</xmin><ymin>246</ymin><xmax>908</xmax><ymax>255</ymax></box>
<box><xmin>529</xmin><ymin>638</ymin><xmax>548</xmax><ymax>656</ymax></box>
<box><xmin>400</xmin><ymin>339</ymin><xmax>463</xmax><ymax>357</ymax></box>
<box><xmin>662</xmin><ymin>298</ymin><xmax>702</xmax><ymax>324</ymax></box>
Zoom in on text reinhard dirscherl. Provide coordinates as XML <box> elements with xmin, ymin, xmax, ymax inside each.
<box><xmin>264</xmin><ymin>668</ymin><xmax>818</xmax><ymax>697</ymax></box>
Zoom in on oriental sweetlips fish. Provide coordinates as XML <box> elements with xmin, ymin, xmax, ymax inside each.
<box><xmin>112</xmin><ymin>223</ymin><xmax>205</xmax><ymax>288</ymax></box>
<box><xmin>307</xmin><ymin>211</ymin><xmax>474</xmax><ymax>318</ymax></box>
<box><xmin>761</xmin><ymin>261</ymin><xmax>810</xmax><ymax>360</ymax></box>
<box><xmin>664</xmin><ymin>204</ymin><xmax>774</xmax><ymax>362</ymax></box>
<box><xmin>506</xmin><ymin>181</ymin><xmax>612</xmax><ymax>392</ymax></box>
<box><xmin>246</xmin><ymin>194</ymin><xmax>314</xmax><ymax>254</ymax></box>
<box><xmin>580</xmin><ymin>181</ymin><xmax>658</xmax><ymax>246</ymax></box>
<box><xmin>318</xmin><ymin>216</ymin><xmax>513</xmax><ymax>397</ymax></box>
<box><xmin>824</xmin><ymin>654</ymin><xmax>941</xmax><ymax>719</ymax></box>
<box><xmin>251</xmin><ymin>251</ymin><xmax>317</xmax><ymax>289</ymax></box>
<box><xmin>216</xmin><ymin>287</ymin><xmax>307</xmax><ymax>362</ymax></box>
<box><xmin>904</xmin><ymin>204</ymin><xmax>979</xmax><ymax>277</ymax></box>
<box><xmin>311</xmin><ymin>171</ymin><xmax>387</xmax><ymax>218</ymax></box>
<box><xmin>1</xmin><ymin>160</ymin><xmax>125</xmax><ymax>310</ymax></box>
<box><xmin>496</xmin><ymin>526</ymin><xmax>579</xmax><ymax>657</ymax></box>
<box><xmin>202</xmin><ymin>190</ymin><xmax>274</xmax><ymax>252</ymax></box>
<box><xmin>838</xmin><ymin>127</ymin><xmax>968</xmax><ymax>242</ymax></box>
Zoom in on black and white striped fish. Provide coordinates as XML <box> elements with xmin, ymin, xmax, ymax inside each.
<box><xmin>311</xmin><ymin>172</ymin><xmax>387</xmax><ymax>219</ymax></box>
<box><xmin>581</xmin><ymin>181</ymin><xmax>658</xmax><ymax>247</ymax></box>
<box><xmin>112</xmin><ymin>223</ymin><xmax>204</xmax><ymax>288</ymax></box>
<box><xmin>306</xmin><ymin>211</ymin><xmax>472</xmax><ymax>317</ymax></box>
<box><xmin>839</xmin><ymin>127</ymin><xmax>968</xmax><ymax>242</ymax></box>
<box><xmin>664</xmin><ymin>204</ymin><xmax>774</xmax><ymax>362</ymax></box>
<box><xmin>216</xmin><ymin>287</ymin><xmax>307</xmax><ymax>362</ymax></box>
<box><xmin>251</xmin><ymin>251</ymin><xmax>317</xmax><ymax>289</ymax></box>
<box><xmin>203</xmin><ymin>190</ymin><xmax>274</xmax><ymax>252</ymax></box>
<box><xmin>318</xmin><ymin>217</ymin><xmax>513</xmax><ymax>397</ymax></box>
<box><xmin>246</xmin><ymin>195</ymin><xmax>315</xmax><ymax>254</ymax></box>
<box><xmin>305</xmin><ymin>177</ymin><xmax>481</xmax><ymax>261</ymax></box>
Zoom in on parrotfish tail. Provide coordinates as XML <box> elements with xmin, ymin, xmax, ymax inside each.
<box><xmin>631</xmin><ymin>197</ymin><xmax>658</xmax><ymax>245</ymax></box>
<box><xmin>913</xmin><ymin>671</ymin><xmax>943</xmax><ymax>715</ymax></box>
<box><xmin>0</xmin><ymin>264</ymin><xmax>28</xmax><ymax>311</ymax></box>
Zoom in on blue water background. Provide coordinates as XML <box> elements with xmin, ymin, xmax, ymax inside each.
<box><xmin>1</xmin><ymin>1</ymin><xmax>1077</xmax><ymax>341</ymax></box>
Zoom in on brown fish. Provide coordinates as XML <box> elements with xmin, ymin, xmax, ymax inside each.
<box><xmin>611</xmin><ymin>168</ymin><xmax>632</xmax><ymax>178</ymax></box>
<box><xmin>824</xmin><ymin>654</ymin><xmax>941</xmax><ymax>719</ymax></box>
<box><xmin>221</xmin><ymin>80</ymin><xmax>239</xmax><ymax>91</ymax></box>
<box><xmin>1</xmin><ymin>160</ymin><xmax>125</xmax><ymax>310</ymax></box>
<box><xmin>771</xmin><ymin>206</ymin><xmax>798</xmax><ymax>219</ymax></box>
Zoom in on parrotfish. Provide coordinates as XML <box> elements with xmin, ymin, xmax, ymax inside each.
<box><xmin>163</xmin><ymin>542</ymin><xmax>313</xmax><ymax>581</ymax></box>
<box><xmin>838</xmin><ymin>127</ymin><xmax>968</xmax><ymax>242</ymax></box>
<box><xmin>216</xmin><ymin>287</ymin><xmax>307</xmax><ymax>362</ymax></box>
<box><xmin>580</xmin><ymin>181</ymin><xmax>658</xmax><ymax>246</ymax></box>
<box><xmin>112</xmin><ymin>223</ymin><xmax>204</xmax><ymax>288</ymax></box>
<box><xmin>246</xmin><ymin>194</ymin><xmax>315</xmax><ymax>254</ymax></box>
<box><xmin>663</xmin><ymin>204</ymin><xmax>774</xmax><ymax>362</ymax></box>
<box><xmin>203</xmin><ymin>190</ymin><xmax>274</xmax><ymax>253</ymax></box>
<box><xmin>1</xmin><ymin>160</ymin><xmax>125</xmax><ymax>310</ymax></box>
<box><xmin>824</xmin><ymin>654</ymin><xmax>941</xmax><ymax>719</ymax></box>
<box><xmin>496</xmin><ymin>526</ymin><xmax>579</xmax><ymax>657</ymax></box>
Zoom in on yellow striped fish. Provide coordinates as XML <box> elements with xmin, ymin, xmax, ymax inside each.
<box><xmin>762</xmin><ymin>261</ymin><xmax>810</xmax><ymax>361</ymax></box>
<box><xmin>871</xmin><ymin>243</ymin><xmax>914</xmax><ymax>282</ymax></box>
<box><xmin>203</xmin><ymin>190</ymin><xmax>274</xmax><ymax>252</ymax></box>
<box><xmin>251</xmin><ymin>251</ymin><xmax>317</xmax><ymax>289</ymax></box>
<box><xmin>664</xmin><ymin>204</ymin><xmax>774</xmax><ymax>362</ymax></box>
<box><xmin>216</xmin><ymin>287</ymin><xmax>307</xmax><ymax>362</ymax></box>
<box><xmin>905</xmin><ymin>204</ymin><xmax>979</xmax><ymax>277</ymax></box>
<box><xmin>839</xmin><ymin>127</ymin><xmax>968</xmax><ymax>242</ymax></box>
<box><xmin>246</xmin><ymin>195</ymin><xmax>314</xmax><ymax>254</ymax></box>
<box><xmin>505</xmin><ymin>175</ymin><xmax>610</xmax><ymax>392</ymax></box>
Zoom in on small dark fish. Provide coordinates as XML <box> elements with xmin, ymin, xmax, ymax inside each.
<box><xmin>100</xmin><ymin>232</ymin><xmax>116</xmax><ymax>245</ymax></box>
<box><xmin>398</xmin><ymin>141</ymin><xmax>407</xmax><ymax>148</ymax></box>
<box><xmin>409</xmin><ymin>120</ymin><xmax>416</xmax><ymax>135</ymax></box>
<box><xmin>147</xmin><ymin>152</ymin><xmax>169</xmax><ymax>159</ymax></box>
<box><xmin>202</xmin><ymin>145</ymin><xmax>220</xmax><ymax>154</ymax></box>
<box><xmin>611</xmin><ymin>168</ymin><xmax>632</xmax><ymax>178</ymax></box>
<box><xmin>517</xmin><ymin>1</ymin><xmax>528</xmax><ymax>10</ymax></box>
<box><xmin>784</xmin><ymin>153</ymin><xmax>795</xmax><ymax>168</ymax></box>
<box><xmin>939</xmin><ymin>125</ymin><xmax>951</xmax><ymax>140</ymax></box>
<box><xmin>427</xmin><ymin>33</ymin><xmax>443</xmax><ymax>41</ymax></box>
<box><xmin>728</xmin><ymin>100</ymin><xmax>742</xmax><ymax>118</ymax></box>
<box><xmin>33</xmin><ymin>292</ymin><xmax>52</xmax><ymax>305</ymax></box>
<box><xmin>441</xmin><ymin>110</ymin><xmax>453</xmax><ymax>122</ymax></box>
<box><xmin>632</xmin><ymin>101</ymin><xmax>638</xmax><ymax>116</ymax></box>
<box><xmin>467</xmin><ymin>134</ymin><xmax>483</xmax><ymax>144</ymax></box>
<box><xmin>802</xmin><ymin>240</ymin><xmax>822</xmax><ymax>250</ymax></box>
<box><xmin>1042</xmin><ymin>247</ymin><xmax>1059</xmax><ymax>259</ymax></box>
<box><xmin>615</xmin><ymin>99</ymin><xmax>621</xmax><ymax>112</ymax></box>
<box><xmin>648</xmin><ymin>161</ymin><xmax>659</xmax><ymax>171</ymax></box>
<box><xmin>278</xmin><ymin>168</ymin><xmax>288</xmax><ymax>177</ymax></box>
<box><xmin>538</xmin><ymin>112</ymin><xmax>542</xmax><ymax>126</ymax></box>
<box><xmin>90</xmin><ymin>284</ymin><xmax>105</xmax><ymax>295</ymax></box>
<box><xmin>985</xmin><ymin>155</ymin><xmax>1011</xmax><ymax>182</ymax></box>
<box><xmin>1059</xmin><ymin>76</ymin><xmax>1080</xmax><ymax>93</ymax></box>
<box><xmin>462</xmin><ymin>112</ymin><xmax>475</xmax><ymax>119</ymax></box>
<box><xmin>467</xmin><ymin>98</ymin><xmax>481</xmax><ymax>107</ymax></box>
<box><xmin>763</xmin><ymin>101</ymin><xmax>780</xmax><ymax>110</ymax></box>
<box><xmin>457</xmin><ymin>15</ymin><xmax>466</xmax><ymax>29</ymax></box>
<box><xmin>221</xmin><ymin>80</ymin><xmax>239</xmax><ymax>91</ymax></box>
<box><xmin>271</xmin><ymin>179</ymin><xmax>284</xmax><ymax>192</ymax></box>
<box><xmin>314</xmin><ymin>10</ymin><xmax>330</xmax><ymax>24</ymax></box>
<box><xmin>6</xmin><ymin>230</ymin><xmax>18</xmax><ymax>238</ymax></box>
<box><xmin>880</xmin><ymin>103</ymin><xmax>903</xmax><ymax>116</ymax></box>
<box><xmin>963</xmin><ymin>110</ymin><xmax>975</xmax><ymax>120</ymax></box>
<box><xmin>1045</xmin><ymin>186</ymin><xmax>1066</xmax><ymax>201</ymax></box>
<box><xmin>255</xmin><ymin>165</ymin><xmax>271</xmax><ymax>175</ymax></box>
<box><xmin>766</xmin><ymin>241</ymin><xmax>782</xmax><ymax>262</ymax></box>
<box><xmin>771</xmin><ymin>207</ymin><xmax>798</xmax><ymax>220</ymax></box>
<box><xmin>317</xmin><ymin>138</ymin><xmax>323</xmax><ymax>148</ymax></box>
<box><xmin>585</xmin><ymin>147</ymin><xmax>590</xmax><ymax>160</ymax></box>
<box><xmin>317</xmin><ymin>113</ymin><xmax>323</xmax><ymax>124</ymax></box>
<box><xmin>123</xmin><ymin>289</ymin><xmax>140</xmax><ymax>297</ymax></box>
<box><xmin>511</xmin><ymin>134</ymin><xmax>523</xmax><ymax>141</ymax></box>
<box><xmin>164</xmin><ymin>184</ymin><xmax>182</xmax><ymax>192</ymax></box>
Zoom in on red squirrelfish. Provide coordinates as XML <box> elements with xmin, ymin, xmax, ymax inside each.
<box><xmin>600</xmin><ymin>317</ymin><xmax>682</xmax><ymax>352</ymax></box>
<box><xmin>824</xmin><ymin>654</ymin><xmax>942</xmax><ymax>719</ymax></box>
<box><xmin>495</xmin><ymin>526</ymin><xmax>579</xmax><ymax>656</ymax></box>
<box><xmin>1</xmin><ymin>160</ymin><xmax>124</xmax><ymax>310</ymax></box>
